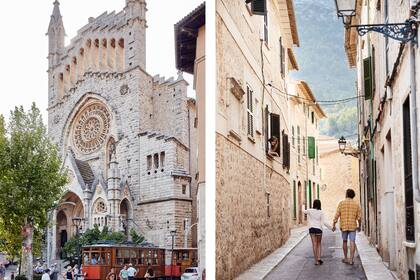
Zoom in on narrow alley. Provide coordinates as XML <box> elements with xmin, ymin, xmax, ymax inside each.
<box><xmin>265</xmin><ymin>230</ymin><xmax>366</xmax><ymax>280</ymax></box>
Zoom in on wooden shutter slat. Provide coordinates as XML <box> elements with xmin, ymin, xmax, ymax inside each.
<box><xmin>252</xmin><ymin>0</ymin><xmax>267</xmax><ymax>16</ymax></box>
<box><xmin>364</xmin><ymin>57</ymin><xmax>372</xmax><ymax>100</ymax></box>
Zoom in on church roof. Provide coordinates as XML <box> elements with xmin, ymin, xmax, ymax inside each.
<box><xmin>74</xmin><ymin>159</ymin><xmax>95</xmax><ymax>187</ymax></box>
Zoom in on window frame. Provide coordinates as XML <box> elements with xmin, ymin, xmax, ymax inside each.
<box><xmin>246</xmin><ymin>85</ymin><xmax>255</xmax><ymax>139</ymax></box>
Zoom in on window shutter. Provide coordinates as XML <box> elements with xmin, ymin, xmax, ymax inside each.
<box><xmin>279</xmin><ymin>38</ymin><xmax>285</xmax><ymax>77</ymax></box>
<box><xmin>264</xmin><ymin>106</ymin><xmax>269</xmax><ymax>153</ymax></box>
<box><xmin>247</xmin><ymin>86</ymin><xmax>254</xmax><ymax>138</ymax></box>
<box><xmin>270</xmin><ymin>113</ymin><xmax>281</xmax><ymax>155</ymax></box>
<box><xmin>282</xmin><ymin>132</ymin><xmax>290</xmax><ymax>168</ymax></box>
<box><xmin>286</xmin><ymin>136</ymin><xmax>290</xmax><ymax>169</ymax></box>
<box><xmin>252</xmin><ymin>0</ymin><xmax>266</xmax><ymax>16</ymax></box>
<box><xmin>403</xmin><ymin>98</ymin><xmax>415</xmax><ymax>241</ymax></box>
<box><xmin>364</xmin><ymin>57</ymin><xmax>373</xmax><ymax>100</ymax></box>
<box><xmin>308</xmin><ymin>136</ymin><xmax>315</xmax><ymax>159</ymax></box>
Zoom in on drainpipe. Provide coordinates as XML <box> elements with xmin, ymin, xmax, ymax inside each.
<box><xmin>409</xmin><ymin>0</ymin><xmax>420</xmax><ymax>272</ymax></box>
<box><xmin>410</xmin><ymin>36</ymin><xmax>420</xmax><ymax>204</ymax></box>
<box><xmin>410</xmin><ymin>0</ymin><xmax>420</xmax><ymax>205</ymax></box>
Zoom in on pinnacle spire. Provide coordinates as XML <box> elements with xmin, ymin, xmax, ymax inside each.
<box><xmin>48</xmin><ymin>0</ymin><xmax>64</xmax><ymax>33</ymax></box>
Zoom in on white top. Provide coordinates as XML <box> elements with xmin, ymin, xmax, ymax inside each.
<box><xmin>42</xmin><ymin>273</ymin><xmax>51</xmax><ymax>280</ymax></box>
<box><xmin>127</xmin><ymin>267</ymin><xmax>137</xmax><ymax>277</ymax></box>
<box><xmin>303</xmin><ymin>208</ymin><xmax>331</xmax><ymax>230</ymax></box>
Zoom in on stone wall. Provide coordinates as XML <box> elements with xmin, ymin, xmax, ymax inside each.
<box><xmin>319</xmin><ymin>147</ymin><xmax>359</xmax><ymax>222</ymax></box>
<box><xmin>46</xmin><ymin>0</ymin><xmax>198</xmax><ymax>260</ymax></box>
<box><xmin>216</xmin><ymin>134</ymin><xmax>291</xmax><ymax>279</ymax></box>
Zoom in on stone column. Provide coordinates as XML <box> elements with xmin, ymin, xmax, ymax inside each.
<box><xmin>48</xmin><ymin>209</ymin><xmax>57</xmax><ymax>264</ymax></box>
<box><xmin>83</xmin><ymin>190</ymin><xmax>92</xmax><ymax>229</ymax></box>
<box><xmin>107</xmin><ymin>154</ymin><xmax>121</xmax><ymax>231</ymax></box>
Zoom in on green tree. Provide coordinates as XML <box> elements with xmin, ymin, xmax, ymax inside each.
<box><xmin>0</xmin><ymin>104</ymin><xmax>68</xmax><ymax>278</ymax></box>
<box><xmin>62</xmin><ymin>225</ymin><xmax>128</xmax><ymax>262</ymax></box>
<box><xmin>130</xmin><ymin>229</ymin><xmax>145</xmax><ymax>245</ymax></box>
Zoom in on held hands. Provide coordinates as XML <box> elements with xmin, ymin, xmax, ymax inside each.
<box><xmin>332</xmin><ymin>226</ymin><xmax>336</xmax><ymax>232</ymax></box>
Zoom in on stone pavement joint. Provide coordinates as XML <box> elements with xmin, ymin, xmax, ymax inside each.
<box><xmin>356</xmin><ymin>232</ymin><xmax>396</xmax><ymax>280</ymax></box>
<box><xmin>234</xmin><ymin>227</ymin><xmax>309</xmax><ymax>280</ymax></box>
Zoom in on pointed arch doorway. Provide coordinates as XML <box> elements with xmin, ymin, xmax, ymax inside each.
<box><xmin>55</xmin><ymin>192</ymin><xmax>84</xmax><ymax>259</ymax></box>
<box><xmin>120</xmin><ymin>198</ymin><xmax>132</xmax><ymax>236</ymax></box>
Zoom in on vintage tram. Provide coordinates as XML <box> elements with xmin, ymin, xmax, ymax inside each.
<box><xmin>81</xmin><ymin>243</ymin><xmax>197</xmax><ymax>280</ymax></box>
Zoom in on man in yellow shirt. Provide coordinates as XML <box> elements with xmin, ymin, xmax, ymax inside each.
<box><xmin>332</xmin><ymin>189</ymin><xmax>362</xmax><ymax>265</ymax></box>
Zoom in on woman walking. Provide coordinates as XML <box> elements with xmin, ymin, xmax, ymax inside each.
<box><xmin>303</xmin><ymin>199</ymin><xmax>331</xmax><ymax>265</ymax></box>
<box><xmin>106</xmin><ymin>268</ymin><xmax>117</xmax><ymax>280</ymax></box>
<box><xmin>63</xmin><ymin>266</ymin><xmax>73</xmax><ymax>280</ymax></box>
<box><xmin>119</xmin><ymin>265</ymin><xmax>129</xmax><ymax>280</ymax></box>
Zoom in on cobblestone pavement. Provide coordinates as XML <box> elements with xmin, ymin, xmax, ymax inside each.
<box><xmin>265</xmin><ymin>230</ymin><xmax>367</xmax><ymax>280</ymax></box>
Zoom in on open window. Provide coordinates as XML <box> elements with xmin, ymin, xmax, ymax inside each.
<box><xmin>267</xmin><ymin>113</ymin><xmax>280</xmax><ymax>157</ymax></box>
<box><xmin>245</xmin><ymin>0</ymin><xmax>267</xmax><ymax>16</ymax></box>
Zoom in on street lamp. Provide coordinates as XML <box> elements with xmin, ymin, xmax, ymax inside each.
<box><xmin>334</xmin><ymin>0</ymin><xmax>356</xmax><ymax>25</ymax></box>
<box><xmin>338</xmin><ymin>136</ymin><xmax>347</xmax><ymax>153</ymax></box>
<box><xmin>72</xmin><ymin>217</ymin><xmax>83</xmax><ymax>274</ymax></box>
<box><xmin>170</xmin><ymin>230</ymin><xmax>176</xmax><ymax>280</ymax></box>
<box><xmin>334</xmin><ymin>0</ymin><xmax>418</xmax><ymax>43</ymax></box>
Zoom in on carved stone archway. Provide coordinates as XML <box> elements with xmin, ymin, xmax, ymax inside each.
<box><xmin>120</xmin><ymin>198</ymin><xmax>132</xmax><ymax>235</ymax></box>
<box><xmin>55</xmin><ymin>192</ymin><xmax>84</xmax><ymax>259</ymax></box>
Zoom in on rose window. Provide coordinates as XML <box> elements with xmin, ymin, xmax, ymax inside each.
<box><xmin>73</xmin><ymin>103</ymin><xmax>111</xmax><ymax>154</ymax></box>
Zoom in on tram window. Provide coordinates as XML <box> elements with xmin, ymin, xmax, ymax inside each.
<box><xmin>106</xmin><ymin>253</ymin><xmax>111</xmax><ymax>265</ymax></box>
<box><xmin>116</xmin><ymin>249</ymin><xmax>122</xmax><ymax>258</ymax></box>
<box><xmin>139</xmin><ymin>251</ymin><xmax>145</xmax><ymax>265</ymax></box>
<box><xmin>130</xmin><ymin>250</ymin><xmax>137</xmax><ymax>258</ymax></box>
<box><xmin>123</xmin><ymin>249</ymin><xmax>130</xmax><ymax>258</ymax></box>
<box><xmin>83</xmin><ymin>253</ymin><xmax>89</xmax><ymax>265</ymax></box>
<box><xmin>98</xmin><ymin>253</ymin><xmax>106</xmax><ymax>264</ymax></box>
<box><xmin>116</xmin><ymin>258</ymin><xmax>124</xmax><ymax>265</ymax></box>
<box><xmin>153</xmin><ymin>251</ymin><xmax>159</xmax><ymax>265</ymax></box>
<box><xmin>182</xmin><ymin>252</ymin><xmax>189</xmax><ymax>260</ymax></box>
<box><xmin>91</xmin><ymin>253</ymin><xmax>99</xmax><ymax>264</ymax></box>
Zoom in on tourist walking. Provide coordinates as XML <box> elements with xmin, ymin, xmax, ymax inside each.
<box><xmin>127</xmin><ymin>263</ymin><xmax>138</xmax><ymax>280</ymax></box>
<box><xmin>119</xmin><ymin>265</ymin><xmax>128</xmax><ymax>280</ymax></box>
<box><xmin>49</xmin><ymin>263</ymin><xmax>58</xmax><ymax>280</ymax></box>
<box><xmin>144</xmin><ymin>268</ymin><xmax>154</xmax><ymax>279</ymax></box>
<box><xmin>41</xmin><ymin>268</ymin><xmax>51</xmax><ymax>280</ymax></box>
<box><xmin>63</xmin><ymin>266</ymin><xmax>73</xmax><ymax>280</ymax></box>
<box><xmin>303</xmin><ymin>199</ymin><xmax>331</xmax><ymax>265</ymax></box>
<box><xmin>332</xmin><ymin>188</ymin><xmax>362</xmax><ymax>265</ymax></box>
<box><xmin>0</xmin><ymin>264</ymin><xmax>5</xmax><ymax>280</ymax></box>
<box><xmin>106</xmin><ymin>268</ymin><xmax>117</xmax><ymax>280</ymax></box>
<box><xmin>73</xmin><ymin>264</ymin><xmax>80</xmax><ymax>280</ymax></box>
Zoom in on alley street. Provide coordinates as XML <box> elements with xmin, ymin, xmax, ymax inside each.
<box><xmin>265</xmin><ymin>230</ymin><xmax>366</xmax><ymax>280</ymax></box>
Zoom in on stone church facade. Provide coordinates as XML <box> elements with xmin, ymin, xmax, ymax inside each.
<box><xmin>45</xmin><ymin>0</ymin><xmax>197</xmax><ymax>263</ymax></box>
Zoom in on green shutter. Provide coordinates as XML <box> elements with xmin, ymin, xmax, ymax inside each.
<box><xmin>364</xmin><ymin>57</ymin><xmax>372</xmax><ymax>100</ymax></box>
<box><xmin>308</xmin><ymin>180</ymin><xmax>312</xmax><ymax>208</ymax></box>
<box><xmin>317</xmin><ymin>184</ymin><xmax>320</xmax><ymax>199</ymax></box>
<box><xmin>252</xmin><ymin>0</ymin><xmax>266</xmax><ymax>15</ymax></box>
<box><xmin>308</xmin><ymin>136</ymin><xmax>315</xmax><ymax>159</ymax></box>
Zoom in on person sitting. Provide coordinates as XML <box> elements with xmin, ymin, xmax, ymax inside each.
<box><xmin>91</xmin><ymin>255</ymin><xmax>98</xmax><ymax>265</ymax></box>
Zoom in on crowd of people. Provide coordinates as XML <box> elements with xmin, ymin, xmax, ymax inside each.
<box><xmin>34</xmin><ymin>262</ymin><xmax>81</xmax><ymax>280</ymax></box>
<box><xmin>35</xmin><ymin>262</ymin><xmax>155</xmax><ymax>280</ymax></box>
<box><xmin>0</xmin><ymin>260</ymin><xmax>158</xmax><ymax>280</ymax></box>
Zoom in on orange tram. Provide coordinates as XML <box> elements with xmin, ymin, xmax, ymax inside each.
<box><xmin>81</xmin><ymin>243</ymin><xmax>197</xmax><ymax>280</ymax></box>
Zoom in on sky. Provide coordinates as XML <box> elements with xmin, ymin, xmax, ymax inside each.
<box><xmin>0</xmin><ymin>0</ymin><xmax>203</xmax><ymax>122</ymax></box>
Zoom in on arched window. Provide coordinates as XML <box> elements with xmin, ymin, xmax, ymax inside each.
<box><xmin>101</xmin><ymin>39</ymin><xmax>108</xmax><ymax>71</ymax></box>
<box><xmin>117</xmin><ymin>39</ymin><xmax>125</xmax><ymax>72</ymax></box>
